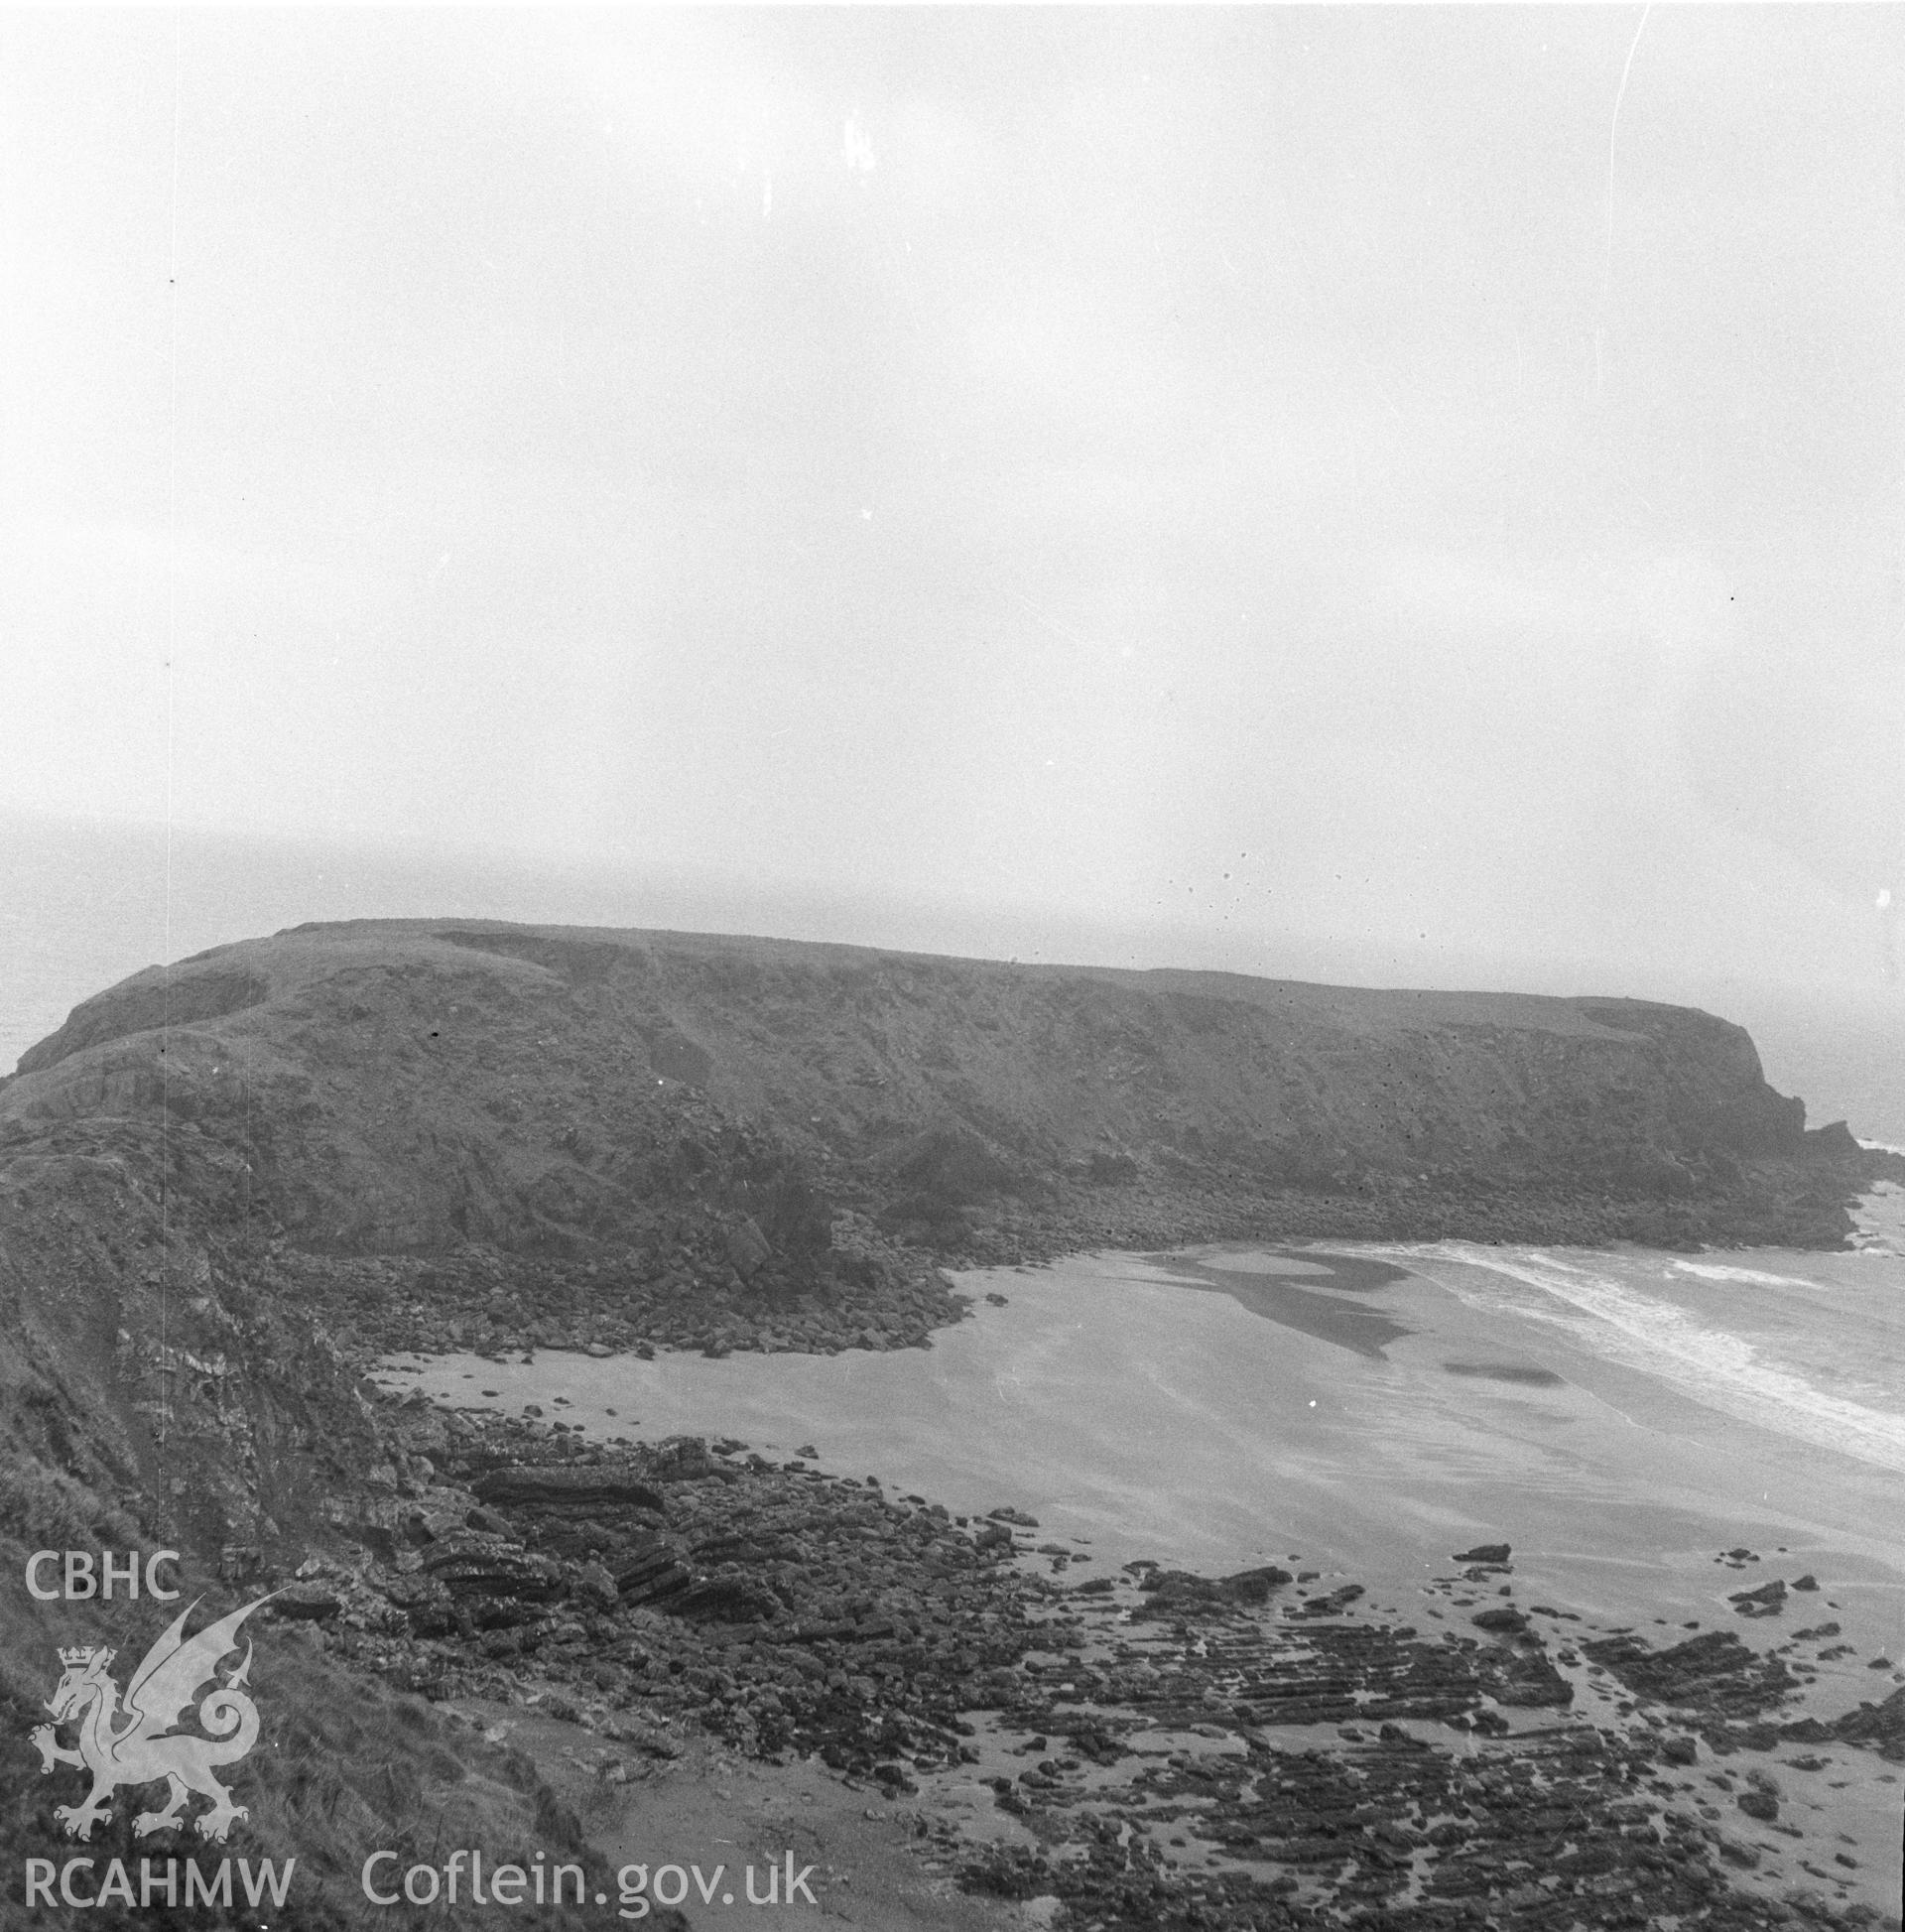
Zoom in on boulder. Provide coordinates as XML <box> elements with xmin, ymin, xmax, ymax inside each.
<box><xmin>422</xmin><ymin>1537</ymin><xmax>564</xmax><ymax>1603</ymax></box>
<box><xmin>1285</xmin><ymin>1583</ymin><xmax>1366</xmax><ymax>1620</ymax></box>
<box><xmin>472</xmin><ymin>1465</ymin><xmax>667</xmax><ymax>1514</ymax></box>
<box><xmin>270</xmin><ymin>1581</ymin><xmax>343</xmax><ymax>1621</ymax></box>
<box><xmin>725</xmin><ymin>1218</ymin><xmax>773</xmax><ymax>1278</ymax></box>
<box><xmin>577</xmin><ymin>1560</ymin><xmax>620</xmax><ymax>1610</ymax></box>
<box><xmin>1728</xmin><ymin>1579</ymin><xmax>1787</xmax><ymax>1617</ymax></box>
<box><xmin>1137</xmin><ymin>1565</ymin><xmax>1292</xmax><ymax>1611</ymax></box>
<box><xmin>647</xmin><ymin>1436</ymin><xmax>715</xmax><ymax>1481</ymax></box>
<box><xmin>612</xmin><ymin>1537</ymin><xmax>693</xmax><ymax>1607</ymax></box>
<box><xmin>669</xmin><ymin>1575</ymin><xmax>782</xmax><ymax>1622</ymax></box>
<box><xmin>1471</xmin><ymin>1607</ymin><xmax>1530</xmax><ymax>1635</ymax></box>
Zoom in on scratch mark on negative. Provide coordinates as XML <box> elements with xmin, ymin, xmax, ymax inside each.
<box><xmin>1596</xmin><ymin>4</ymin><xmax>1652</xmax><ymax>395</ymax></box>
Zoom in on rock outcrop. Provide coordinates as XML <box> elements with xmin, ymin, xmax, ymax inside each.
<box><xmin>0</xmin><ymin>918</ymin><xmax>1891</xmax><ymax>1579</ymax></box>
<box><xmin>1</xmin><ymin>922</ymin><xmax>1898</xmax><ymax>1928</ymax></box>
<box><xmin>3</xmin><ymin>919</ymin><xmax>1890</xmax><ymax>1279</ymax></box>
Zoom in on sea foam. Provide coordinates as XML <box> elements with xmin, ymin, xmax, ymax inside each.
<box><xmin>1379</xmin><ymin>1243</ymin><xmax>1905</xmax><ymax>1477</ymax></box>
<box><xmin>1670</xmin><ymin>1260</ymin><xmax>1820</xmax><ymax>1289</ymax></box>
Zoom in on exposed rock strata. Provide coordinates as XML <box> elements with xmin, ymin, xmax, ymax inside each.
<box><xmin>2</xmin><ymin>924</ymin><xmax>1899</xmax><ymax>1926</ymax></box>
<box><xmin>262</xmin><ymin>1408</ymin><xmax>1903</xmax><ymax>1930</ymax></box>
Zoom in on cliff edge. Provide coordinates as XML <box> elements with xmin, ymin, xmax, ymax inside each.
<box><xmin>0</xmin><ymin>921</ymin><xmax>1896</xmax><ymax>1922</ymax></box>
<box><xmin>4</xmin><ymin>919</ymin><xmax>1886</xmax><ymax>1276</ymax></box>
<box><xmin>0</xmin><ymin>916</ymin><xmax>1890</xmax><ymax>1605</ymax></box>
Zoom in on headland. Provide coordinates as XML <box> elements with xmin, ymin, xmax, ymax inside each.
<box><xmin>1</xmin><ymin>921</ymin><xmax>1899</xmax><ymax>1928</ymax></box>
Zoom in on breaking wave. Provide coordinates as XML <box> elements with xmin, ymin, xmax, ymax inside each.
<box><xmin>1670</xmin><ymin>1260</ymin><xmax>1819</xmax><ymax>1290</ymax></box>
<box><xmin>1377</xmin><ymin>1243</ymin><xmax>1905</xmax><ymax>1477</ymax></box>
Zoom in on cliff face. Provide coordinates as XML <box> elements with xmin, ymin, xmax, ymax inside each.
<box><xmin>4</xmin><ymin>915</ymin><xmax>1888</xmax><ymax>1573</ymax></box>
<box><xmin>0</xmin><ymin>919</ymin><xmax>1877</xmax><ymax>1272</ymax></box>
<box><xmin>0</xmin><ymin>921</ymin><xmax>1891</xmax><ymax>1913</ymax></box>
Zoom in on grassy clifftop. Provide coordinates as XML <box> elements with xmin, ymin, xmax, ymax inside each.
<box><xmin>0</xmin><ymin>921</ymin><xmax>1894</xmax><ymax>1923</ymax></box>
<box><xmin>3</xmin><ymin>919</ymin><xmax>1883</xmax><ymax>1270</ymax></box>
<box><xmin>0</xmin><ymin>919</ymin><xmax>1889</xmax><ymax>1572</ymax></box>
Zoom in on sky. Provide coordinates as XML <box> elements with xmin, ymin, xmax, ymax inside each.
<box><xmin>2</xmin><ymin>7</ymin><xmax>1902</xmax><ymax>1000</ymax></box>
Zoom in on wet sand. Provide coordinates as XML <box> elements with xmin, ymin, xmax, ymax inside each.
<box><xmin>1157</xmin><ymin>1246</ymin><xmax>1417</xmax><ymax>1356</ymax></box>
<box><xmin>384</xmin><ymin>1242</ymin><xmax>1905</xmax><ymax>1658</ymax></box>
<box><xmin>382</xmin><ymin>1236</ymin><xmax>1905</xmax><ymax>1920</ymax></box>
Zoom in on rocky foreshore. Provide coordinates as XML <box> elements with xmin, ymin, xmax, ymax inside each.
<box><xmin>261</xmin><ymin>1223</ymin><xmax>975</xmax><ymax>1366</ymax></box>
<box><xmin>6</xmin><ymin>924</ymin><xmax>1903</xmax><ymax>1927</ymax></box>
<box><xmin>250</xmin><ymin>1394</ymin><xmax>1903</xmax><ymax>1930</ymax></box>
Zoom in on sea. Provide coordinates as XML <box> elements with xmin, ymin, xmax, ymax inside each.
<box><xmin>12</xmin><ymin>809</ymin><xmax>1905</xmax><ymax>1907</ymax></box>
<box><xmin>14</xmin><ymin>800</ymin><xmax>1901</xmax><ymax>1630</ymax></box>
<box><xmin>386</xmin><ymin>1226</ymin><xmax>1905</xmax><ymax>1626</ymax></box>
<box><xmin>8</xmin><ymin>807</ymin><xmax>1905</xmax><ymax>1141</ymax></box>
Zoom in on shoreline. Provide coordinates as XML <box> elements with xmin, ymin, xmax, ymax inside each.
<box><xmin>352</xmin><ymin>1232</ymin><xmax>1905</xmax><ymax>1925</ymax></box>
<box><xmin>380</xmin><ymin>1234</ymin><xmax>1905</xmax><ymax>1603</ymax></box>
<box><xmin>335</xmin><ymin>1389</ymin><xmax>1905</xmax><ymax>1930</ymax></box>
<box><xmin>318</xmin><ymin>1161</ymin><xmax>1905</xmax><ymax>1380</ymax></box>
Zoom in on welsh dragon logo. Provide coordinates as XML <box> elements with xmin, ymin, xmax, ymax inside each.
<box><xmin>31</xmin><ymin>1595</ymin><xmax>275</xmax><ymax>1844</ymax></box>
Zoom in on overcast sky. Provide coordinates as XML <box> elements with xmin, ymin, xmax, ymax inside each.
<box><xmin>2</xmin><ymin>8</ymin><xmax>1901</xmax><ymax>995</ymax></box>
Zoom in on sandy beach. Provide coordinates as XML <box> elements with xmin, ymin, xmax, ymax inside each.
<box><xmin>382</xmin><ymin>1231</ymin><xmax>1905</xmax><ymax>1920</ymax></box>
<box><xmin>384</xmin><ymin>1240</ymin><xmax>1905</xmax><ymax>1659</ymax></box>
